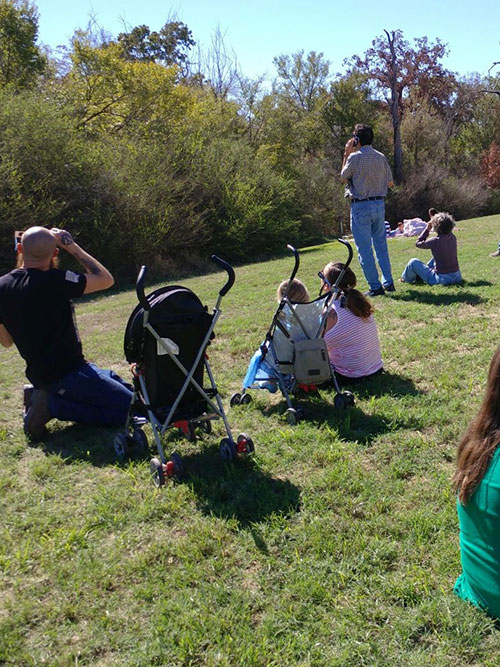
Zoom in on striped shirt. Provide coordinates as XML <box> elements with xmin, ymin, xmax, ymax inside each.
<box><xmin>324</xmin><ymin>300</ymin><xmax>383</xmax><ymax>378</ymax></box>
<box><xmin>341</xmin><ymin>145</ymin><xmax>393</xmax><ymax>200</ymax></box>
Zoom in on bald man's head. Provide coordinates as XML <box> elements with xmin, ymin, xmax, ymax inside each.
<box><xmin>21</xmin><ymin>227</ymin><xmax>57</xmax><ymax>264</ymax></box>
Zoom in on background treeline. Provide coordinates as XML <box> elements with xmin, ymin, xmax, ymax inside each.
<box><xmin>0</xmin><ymin>1</ymin><xmax>499</xmax><ymax>277</ymax></box>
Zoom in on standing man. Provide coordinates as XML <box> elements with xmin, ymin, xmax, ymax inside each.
<box><xmin>341</xmin><ymin>124</ymin><xmax>395</xmax><ymax>296</ymax></box>
<box><xmin>0</xmin><ymin>226</ymin><xmax>133</xmax><ymax>440</ymax></box>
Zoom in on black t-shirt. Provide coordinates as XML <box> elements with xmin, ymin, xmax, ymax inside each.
<box><xmin>0</xmin><ymin>268</ymin><xmax>87</xmax><ymax>387</ymax></box>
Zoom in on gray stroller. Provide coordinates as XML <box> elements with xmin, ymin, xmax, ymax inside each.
<box><xmin>231</xmin><ymin>240</ymin><xmax>355</xmax><ymax>424</ymax></box>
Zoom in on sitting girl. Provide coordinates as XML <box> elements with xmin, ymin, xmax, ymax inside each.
<box><xmin>453</xmin><ymin>346</ymin><xmax>500</xmax><ymax>619</ymax></box>
<box><xmin>243</xmin><ymin>278</ymin><xmax>310</xmax><ymax>393</ymax></box>
<box><xmin>401</xmin><ymin>210</ymin><xmax>462</xmax><ymax>286</ymax></box>
<box><xmin>276</xmin><ymin>278</ymin><xmax>309</xmax><ymax>304</ymax></box>
<box><xmin>321</xmin><ymin>262</ymin><xmax>383</xmax><ymax>383</ymax></box>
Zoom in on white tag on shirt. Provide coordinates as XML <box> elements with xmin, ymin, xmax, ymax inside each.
<box><xmin>65</xmin><ymin>270</ymin><xmax>80</xmax><ymax>284</ymax></box>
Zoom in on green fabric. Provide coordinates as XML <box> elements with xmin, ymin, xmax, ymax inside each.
<box><xmin>455</xmin><ymin>447</ymin><xmax>500</xmax><ymax>618</ymax></box>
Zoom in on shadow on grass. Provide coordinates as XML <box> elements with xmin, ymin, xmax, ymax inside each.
<box><xmin>246</xmin><ymin>371</ymin><xmax>423</xmax><ymax>446</ymax></box>
<box><xmin>178</xmin><ymin>446</ymin><xmax>301</xmax><ymax>549</ymax></box>
<box><xmin>462</xmin><ymin>279</ymin><xmax>493</xmax><ymax>288</ymax></box>
<box><xmin>340</xmin><ymin>370</ymin><xmax>423</xmax><ymax>398</ymax></box>
<box><xmin>36</xmin><ymin>423</ymin><xmax>118</xmax><ymax>466</ymax></box>
<box><xmin>393</xmin><ymin>288</ymin><xmax>482</xmax><ymax>306</ymax></box>
<box><xmin>37</xmin><ymin>422</ymin><xmax>300</xmax><ymax>550</ymax></box>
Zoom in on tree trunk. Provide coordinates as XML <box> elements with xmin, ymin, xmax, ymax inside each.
<box><xmin>385</xmin><ymin>30</ymin><xmax>404</xmax><ymax>184</ymax></box>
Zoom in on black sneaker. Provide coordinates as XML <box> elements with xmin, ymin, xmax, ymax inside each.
<box><xmin>365</xmin><ymin>286</ymin><xmax>385</xmax><ymax>297</ymax></box>
<box><xmin>384</xmin><ymin>283</ymin><xmax>396</xmax><ymax>292</ymax></box>
<box><xmin>23</xmin><ymin>389</ymin><xmax>51</xmax><ymax>440</ymax></box>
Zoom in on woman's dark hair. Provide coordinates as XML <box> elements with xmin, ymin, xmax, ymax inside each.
<box><xmin>322</xmin><ymin>262</ymin><xmax>373</xmax><ymax>319</ymax></box>
<box><xmin>453</xmin><ymin>346</ymin><xmax>500</xmax><ymax>504</ymax></box>
<box><xmin>432</xmin><ymin>211</ymin><xmax>455</xmax><ymax>235</ymax></box>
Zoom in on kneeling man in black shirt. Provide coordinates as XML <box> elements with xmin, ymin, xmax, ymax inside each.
<box><xmin>0</xmin><ymin>227</ymin><xmax>133</xmax><ymax>439</ymax></box>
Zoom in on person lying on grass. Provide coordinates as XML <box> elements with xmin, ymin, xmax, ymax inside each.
<box><xmin>453</xmin><ymin>345</ymin><xmax>500</xmax><ymax>619</ymax></box>
<box><xmin>320</xmin><ymin>262</ymin><xmax>383</xmax><ymax>385</ymax></box>
<box><xmin>400</xmin><ymin>209</ymin><xmax>462</xmax><ymax>286</ymax></box>
<box><xmin>0</xmin><ymin>226</ymin><xmax>133</xmax><ymax>441</ymax></box>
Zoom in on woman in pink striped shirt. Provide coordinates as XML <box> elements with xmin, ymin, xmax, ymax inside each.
<box><xmin>321</xmin><ymin>262</ymin><xmax>383</xmax><ymax>382</ymax></box>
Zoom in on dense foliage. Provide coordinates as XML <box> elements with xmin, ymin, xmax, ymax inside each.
<box><xmin>0</xmin><ymin>3</ymin><xmax>499</xmax><ymax>277</ymax></box>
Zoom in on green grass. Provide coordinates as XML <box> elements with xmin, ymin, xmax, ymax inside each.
<box><xmin>2</xmin><ymin>214</ymin><xmax>500</xmax><ymax>665</ymax></box>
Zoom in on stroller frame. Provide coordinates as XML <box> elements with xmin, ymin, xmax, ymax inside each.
<box><xmin>115</xmin><ymin>256</ymin><xmax>254</xmax><ymax>485</ymax></box>
<box><xmin>231</xmin><ymin>239</ymin><xmax>355</xmax><ymax>424</ymax></box>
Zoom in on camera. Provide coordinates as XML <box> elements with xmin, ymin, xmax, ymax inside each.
<box><xmin>353</xmin><ymin>136</ymin><xmax>359</xmax><ymax>147</ymax></box>
<box><xmin>14</xmin><ymin>231</ymin><xmax>23</xmax><ymax>251</ymax></box>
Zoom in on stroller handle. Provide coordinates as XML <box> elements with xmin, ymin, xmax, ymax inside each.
<box><xmin>136</xmin><ymin>265</ymin><xmax>150</xmax><ymax>311</ymax></box>
<box><xmin>211</xmin><ymin>255</ymin><xmax>235</xmax><ymax>296</ymax></box>
<box><xmin>337</xmin><ymin>238</ymin><xmax>353</xmax><ymax>268</ymax></box>
<box><xmin>287</xmin><ymin>244</ymin><xmax>300</xmax><ymax>283</ymax></box>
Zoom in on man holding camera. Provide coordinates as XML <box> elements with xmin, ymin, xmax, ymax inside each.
<box><xmin>341</xmin><ymin>124</ymin><xmax>395</xmax><ymax>296</ymax></box>
<box><xmin>0</xmin><ymin>226</ymin><xmax>133</xmax><ymax>440</ymax></box>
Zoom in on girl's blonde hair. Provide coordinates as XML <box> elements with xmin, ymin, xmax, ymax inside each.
<box><xmin>322</xmin><ymin>262</ymin><xmax>373</xmax><ymax>319</ymax></box>
<box><xmin>277</xmin><ymin>278</ymin><xmax>310</xmax><ymax>303</ymax></box>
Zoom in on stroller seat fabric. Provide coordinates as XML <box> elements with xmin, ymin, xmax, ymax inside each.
<box><xmin>124</xmin><ymin>286</ymin><xmax>213</xmax><ymax>410</ymax></box>
<box><xmin>243</xmin><ymin>294</ymin><xmax>332</xmax><ymax>390</ymax></box>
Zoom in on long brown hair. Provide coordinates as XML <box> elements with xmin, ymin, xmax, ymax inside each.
<box><xmin>322</xmin><ymin>262</ymin><xmax>373</xmax><ymax>319</ymax></box>
<box><xmin>453</xmin><ymin>346</ymin><xmax>500</xmax><ymax>504</ymax></box>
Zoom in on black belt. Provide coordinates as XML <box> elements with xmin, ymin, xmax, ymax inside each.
<box><xmin>351</xmin><ymin>196</ymin><xmax>384</xmax><ymax>202</ymax></box>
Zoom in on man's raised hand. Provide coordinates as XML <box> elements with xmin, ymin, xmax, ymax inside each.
<box><xmin>50</xmin><ymin>228</ymin><xmax>74</xmax><ymax>248</ymax></box>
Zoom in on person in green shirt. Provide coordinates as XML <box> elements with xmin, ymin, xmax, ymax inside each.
<box><xmin>454</xmin><ymin>346</ymin><xmax>500</xmax><ymax>618</ymax></box>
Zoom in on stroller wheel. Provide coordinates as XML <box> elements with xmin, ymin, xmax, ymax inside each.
<box><xmin>342</xmin><ymin>391</ymin><xmax>355</xmax><ymax>407</ymax></box>
<box><xmin>240</xmin><ymin>393</ymin><xmax>252</xmax><ymax>405</ymax></box>
<box><xmin>230</xmin><ymin>392</ymin><xmax>242</xmax><ymax>407</ymax></box>
<box><xmin>219</xmin><ymin>438</ymin><xmax>237</xmax><ymax>460</ymax></box>
<box><xmin>114</xmin><ymin>432</ymin><xmax>129</xmax><ymax>460</ymax></box>
<box><xmin>150</xmin><ymin>457</ymin><xmax>165</xmax><ymax>488</ymax></box>
<box><xmin>132</xmin><ymin>428</ymin><xmax>149</xmax><ymax>453</ymax></box>
<box><xmin>237</xmin><ymin>433</ymin><xmax>255</xmax><ymax>454</ymax></box>
<box><xmin>334</xmin><ymin>393</ymin><xmax>346</xmax><ymax>409</ymax></box>
<box><xmin>168</xmin><ymin>452</ymin><xmax>185</xmax><ymax>480</ymax></box>
<box><xmin>285</xmin><ymin>408</ymin><xmax>299</xmax><ymax>425</ymax></box>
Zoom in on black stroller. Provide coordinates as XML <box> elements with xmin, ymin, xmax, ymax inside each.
<box><xmin>231</xmin><ymin>240</ymin><xmax>355</xmax><ymax>424</ymax></box>
<box><xmin>114</xmin><ymin>256</ymin><xmax>254</xmax><ymax>486</ymax></box>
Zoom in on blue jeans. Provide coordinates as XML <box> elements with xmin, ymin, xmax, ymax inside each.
<box><xmin>350</xmin><ymin>200</ymin><xmax>393</xmax><ymax>291</ymax></box>
<box><xmin>48</xmin><ymin>363</ymin><xmax>133</xmax><ymax>426</ymax></box>
<box><xmin>401</xmin><ymin>257</ymin><xmax>462</xmax><ymax>286</ymax></box>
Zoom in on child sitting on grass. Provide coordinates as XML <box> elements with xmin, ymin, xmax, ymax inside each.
<box><xmin>276</xmin><ymin>278</ymin><xmax>310</xmax><ymax>304</ymax></box>
<box><xmin>400</xmin><ymin>209</ymin><xmax>462</xmax><ymax>286</ymax></box>
<box><xmin>320</xmin><ymin>262</ymin><xmax>383</xmax><ymax>383</ymax></box>
<box><xmin>244</xmin><ymin>279</ymin><xmax>310</xmax><ymax>393</ymax></box>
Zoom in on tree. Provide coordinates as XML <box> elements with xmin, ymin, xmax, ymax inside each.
<box><xmin>273</xmin><ymin>50</ymin><xmax>330</xmax><ymax>112</ymax></box>
<box><xmin>196</xmin><ymin>25</ymin><xmax>239</xmax><ymax>100</ymax></box>
<box><xmin>322</xmin><ymin>71</ymin><xmax>378</xmax><ymax>156</ymax></box>
<box><xmin>115</xmin><ymin>21</ymin><xmax>195</xmax><ymax>76</ymax></box>
<box><xmin>0</xmin><ymin>0</ymin><xmax>46</xmax><ymax>87</ymax></box>
<box><xmin>481</xmin><ymin>143</ymin><xmax>500</xmax><ymax>189</ymax></box>
<box><xmin>348</xmin><ymin>30</ymin><xmax>453</xmax><ymax>184</ymax></box>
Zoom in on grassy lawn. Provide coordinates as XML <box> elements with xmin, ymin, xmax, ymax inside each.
<box><xmin>2</xmin><ymin>214</ymin><xmax>500</xmax><ymax>665</ymax></box>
